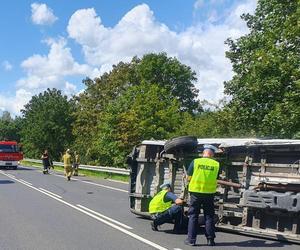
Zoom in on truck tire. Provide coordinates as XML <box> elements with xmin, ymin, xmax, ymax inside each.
<box><xmin>164</xmin><ymin>136</ymin><xmax>198</xmax><ymax>154</ymax></box>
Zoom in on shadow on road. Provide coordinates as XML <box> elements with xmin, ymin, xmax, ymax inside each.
<box><xmin>163</xmin><ymin>227</ymin><xmax>292</xmax><ymax>248</ymax></box>
<box><xmin>0</xmin><ymin>180</ymin><xmax>14</xmax><ymax>184</ymax></box>
<box><xmin>212</xmin><ymin>239</ymin><xmax>290</xmax><ymax>248</ymax></box>
<box><xmin>0</xmin><ymin>166</ymin><xmax>35</xmax><ymax>171</ymax></box>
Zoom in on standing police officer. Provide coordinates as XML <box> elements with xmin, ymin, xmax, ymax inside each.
<box><xmin>149</xmin><ymin>181</ymin><xmax>184</xmax><ymax>233</ymax></box>
<box><xmin>185</xmin><ymin>144</ymin><xmax>219</xmax><ymax>246</ymax></box>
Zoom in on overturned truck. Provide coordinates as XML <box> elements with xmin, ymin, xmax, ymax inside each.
<box><xmin>128</xmin><ymin>137</ymin><xmax>300</xmax><ymax>243</ymax></box>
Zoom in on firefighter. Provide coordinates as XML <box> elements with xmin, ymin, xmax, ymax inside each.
<box><xmin>149</xmin><ymin>181</ymin><xmax>184</xmax><ymax>233</ymax></box>
<box><xmin>185</xmin><ymin>144</ymin><xmax>219</xmax><ymax>247</ymax></box>
<box><xmin>73</xmin><ymin>151</ymin><xmax>80</xmax><ymax>176</ymax></box>
<box><xmin>62</xmin><ymin>149</ymin><xmax>73</xmax><ymax>181</ymax></box>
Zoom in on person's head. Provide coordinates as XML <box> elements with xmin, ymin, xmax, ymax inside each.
<box><xmin>202</xmin><ymin>144</ymin><xmax>218</xmax><ymax>158</ymax></box>
<box><xmin>44</xmin><ymin>149</ymin><xmax>48</xmax><ymax>154</ymax></box>
<box><xmin>160</xmin><ymin>181</ymin><xmax>172</xmax><ymax>192</ymax></box>
<box><xmin>66</xmin><ymin>149</ymin><xmax>71</xmax><ymax>154</ymax></box>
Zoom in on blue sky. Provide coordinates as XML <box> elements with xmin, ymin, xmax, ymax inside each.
<box><xmin>0</xmin><ymin>0</ymin><xmax>257</xmax><ymax>115</ymax></box>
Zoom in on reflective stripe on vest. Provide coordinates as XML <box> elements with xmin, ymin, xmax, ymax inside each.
<box><xmin>188</xmin><ymin>158</ymin><xmax>220</xmax><ymax>194</ymax></box>
<box><xmin>149</xmin><ymin>190</ymin><xmax>172</xmax><ymax>214</ymax></box>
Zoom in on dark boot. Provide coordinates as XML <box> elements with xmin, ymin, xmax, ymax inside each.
<box><xmin>184</xmin><ymin>239</ymin><xmax>196</xmax><ymax>246</ymax></box>
<box><xmin>207</xmin><ymin>238</ymin><xmax>216</xmax><ymax>246</ymax></box>
<box><xmin>151</xmin><ymin>221</ymin><xmax>158</xmax><ymax>231</ymax></box>
<box><xmin>155</xmin><ymin>211</ymin><xmax>172</xmax><ymax>226</ymax></box>
<box><xmin>151</xmin><ymin>210</ymin><xmax>172</xmax><ymax>231</ymax></box>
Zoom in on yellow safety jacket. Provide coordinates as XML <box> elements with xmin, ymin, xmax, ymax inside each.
<box><xmin>149</xmin><ymin>190</ymin><xmax>172</xmax><ymax>214</ymax></box>
<box><xmin>188</xmin><ymin>157</ymin><xmax>220</xmax><ymax>194</ymax></box>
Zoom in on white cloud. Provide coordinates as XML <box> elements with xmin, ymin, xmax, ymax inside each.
<box><xmin>1</xmin><ymin>37</ymin><xmax>98</xmax><ymax>116</ymax></box>
<box><xmin>0</xmin><ymin>89</ymin><xmax>32</xmax><ymax>115</ymax></box>
<box><xmin>194</xmin><ymin>0</ymin><xmax>204</xmax><ymax>10</ymax></box>
<box><xmin>18</xmin><ymin>37</ymin><xmax>95</xmax><ymax>90</ymax></box>
<box><xmin>1</xmin><ymin>0</ymin><xmax>257</xmax><ymax>116</ymax></box>
<box><xmin>67</xmin><ymin>1</ymin><xmax>256</xmax><ymax>103</ymax></box>
<box><xmin>31</xmin><ymin>2</ymin><xmax>58</xmax><ymax>25</ymax></box>
<box><xmin>2</xmin><ymin>60</ymin><xmax>13</xmax><ymax>71</ymax></box>
<box><xmin>64</xmin><ymin>81</ymin><xmax>77</xmax><ymax>97</ymax></box>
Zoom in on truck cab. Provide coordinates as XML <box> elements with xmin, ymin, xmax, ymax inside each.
<box><xmin>0</xmin><ymin>140</ymin><xmax>23</xmax><ymax>169</ymax></box>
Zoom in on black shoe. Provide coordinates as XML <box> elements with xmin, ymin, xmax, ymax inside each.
<box><xmin>207</xmin><ymin>239</ymin><xmax>216</xmax><ymax>246</ymax></box>
<box><xmin>184</xmin><ymin>239</ymin><xmax>196</xmax><ymax>246</ymax></box>
<box><xmin>151</xmin><ymin>221</ymin><xmax>158</xmax><ymax>231</ymax></box>
<box><xmin>67</xmin><ymin>176</ymin><xmax>71</xmax><ymax>181</ymax></box>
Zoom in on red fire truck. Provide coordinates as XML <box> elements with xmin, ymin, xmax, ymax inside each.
<box><xmin>0</xmin><ymin>140</ymin><xmax>23</xmax><ymax>169</ymax></box>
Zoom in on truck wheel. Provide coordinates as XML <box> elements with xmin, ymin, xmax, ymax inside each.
<box><xmin>164</xmin><ymin>136</ymin><xmax>198</xmax><ymax>154</ymax></box>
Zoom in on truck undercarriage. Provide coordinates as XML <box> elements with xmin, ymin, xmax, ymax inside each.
<box><xmin>128</xmin><ymin>138</ymin><xmax>300</xmax><ymax>243</ymax></box>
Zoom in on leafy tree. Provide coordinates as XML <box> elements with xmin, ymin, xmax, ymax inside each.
<box><xmin>72</xmin><ymin>62</ymin><xmax>134</xmax><ymax>157</ymax></box>
<box><xmin>225</xmin><ymin>0</ymin><xmax>300</xmax><ymax>138</ymax></box>
<box><xmin>0</xmin><ymin>111</ymin><xmax>22</xmax><ymax>141</ymax></box>
<box><xmin>94</xmin><ymin>83</ymin><xmax>183</xmax><ymax>166</ymax></box>
<box><xmin>73</xmin><ymin>53</ymin><xmax>202</xmax><ymax>163</ymax></box>
<box><xmin>132</xmin><ymin>53</ymin><xmax>201</xmax><ymax>113</ymax></box>
<box><xmin>21</xmin><ymin>88</ymin><xmax>74</xmax><ymax>160</ymax></box>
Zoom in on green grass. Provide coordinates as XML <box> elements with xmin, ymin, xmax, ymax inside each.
<box><xmin>21</xmin><ymin>160</ymin><xmax>129</xmax><ymax>183</ymax></box>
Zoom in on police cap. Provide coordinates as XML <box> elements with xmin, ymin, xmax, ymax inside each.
<box><xmin>160</xmin><ymin>181</ymin><xmax>171</xmax><ymax>189</ymax></box>
<box><xmin>203</xmin><ymin>144</ymin><xmax>218</xmax><ymax>153</ymax></box>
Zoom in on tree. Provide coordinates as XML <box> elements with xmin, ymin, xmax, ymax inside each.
<box><xmin>132</xmin><ymin>53</ymin><xmax>202</xmax><ymax>113</ymax></box>
<box><xmin>73</xmin><ymin>53</ymin><xmax>202</xmax><ymax>163</ymax></box>
<box><xmin>0</xmin><ymin>112</ymin><xmax>22</xmax><ymax>141</ymax></box>
<box><xmin>21</xmin><ymin>88</ymin><xmax>74</xmax><ymax>160</ymax></box>
<box><xmin>93</xmin><ymin>83</ymin><xmax>183</xmax><ymax>166</ymax></box>
<box><xmin>224</xmin><ymin>0</ymin><xmax>300</xmax><ymax>138</ymax></box>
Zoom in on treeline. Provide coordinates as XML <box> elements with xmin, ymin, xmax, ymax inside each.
<box><xmin>0</xmin><ymin>0</ymin><xmax>299</xmax><ymax>167</ymax></box>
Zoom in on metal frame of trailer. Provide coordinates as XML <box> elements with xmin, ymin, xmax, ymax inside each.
<box><xmin>128</xmin><ymin>138</ymin><xmax>300</xmax><ymax>243</ymax></box>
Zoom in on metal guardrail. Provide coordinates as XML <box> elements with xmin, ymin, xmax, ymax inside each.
<box><xmin>24</xmin><ymin>158</ymin><xmax>130</xmax><ymax>176</ymax></box>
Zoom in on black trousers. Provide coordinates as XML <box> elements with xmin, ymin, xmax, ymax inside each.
<box><xmin>153</xmin><ymin>205</ymin><xmax>183</xmax><ymax>231</ymax></box>
<box><xmin>187</xmin><ymin>193</ymin><xmax>215</xmax><ymax>243</ymax></box>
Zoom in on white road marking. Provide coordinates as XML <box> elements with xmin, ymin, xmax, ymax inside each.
<box><xmin>6</xmin><ymin>174</ymin><xmax>15</xmax><ymax>178</ymax></box>
<box><xmin>39</xmin><ymin>188</ymin><xmax>62</xmax><ymax>199</ymax></box>
<box><xmin>81</xmin><ymin>180</ymin><xmax>127</xmax><ymax>193</ymax></box>
<box><xmin>0</xmin><ymin>171</ymin><xmax>168</xmax><ymax>250</ymax></box>
<box><xmin>19</xmin><ymin>179</ymin><xmax>33</xmax><ymax>186</ymax></box>
<box><xmin>106</xmin><ymin>179</ymin><xmax>128</xmax><ymax>184</ymax></box>
<box><xmin>77</xmin><ymin>204</ymin><xmax>132</xmax><ymax>230</ymax></box>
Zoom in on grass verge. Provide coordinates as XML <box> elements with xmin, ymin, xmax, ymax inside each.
<box><xmin>21</xmin><ymin>160</ymin><xmax>129</xmax><ymax>183</ymax></box>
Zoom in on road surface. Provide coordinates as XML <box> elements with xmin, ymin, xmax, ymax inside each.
<box><xmin>0</xmin><ymin>166</ymin><xmax>298</xmax><ymax>250</ymax></box>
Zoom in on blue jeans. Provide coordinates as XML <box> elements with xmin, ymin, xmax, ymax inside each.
<box><xmin>187</xmin><ymin>193</ymin><xmax>215</xmax><ymax>243</ymax></box>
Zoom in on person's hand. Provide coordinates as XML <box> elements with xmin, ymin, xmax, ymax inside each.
<box><xmin>175</xmin><ymin>198</ymin><xmax>184</xmax><ymax>205</ymax></box>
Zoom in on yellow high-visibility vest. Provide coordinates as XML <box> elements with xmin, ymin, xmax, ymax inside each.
<box><xmin>188</xmin><ymin>158</ymin><xmax>219</xmax><ymax>194</ymax></box>
<box><xmin>149</xmin><ymin>190</ymin><xmax>172</xmax><ymax>214</ymax></box>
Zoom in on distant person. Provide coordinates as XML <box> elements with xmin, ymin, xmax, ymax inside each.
<box><xmin>62</xmin><ymin>149</ymin><xmax>73</xmax><ymax>181</ymax></box>
<box><xmin>41</xmin><ymin>150</ymin><xmax>52</xmax><ymax>174</ymax></box>
<box><xmin>73</xmin><ymin>151</ymin><xmax>80</xmax><ymax>176</ymax></box>
<box><xmin>149</xmin><ymin>181</ymin><xmax>184</xmax><ymax>233</ymax></box>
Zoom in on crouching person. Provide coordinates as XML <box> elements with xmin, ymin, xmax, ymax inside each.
<box><xmin>149</xmin><ymin>181</ymin><xmax>184</xmax><ymax>233</ymax></box>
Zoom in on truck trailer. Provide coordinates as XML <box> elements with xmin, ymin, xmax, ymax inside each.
<box><xmin>128</xmin><ymin>137</ymin><xmax>300</xmax><ymax>243</ymax></box>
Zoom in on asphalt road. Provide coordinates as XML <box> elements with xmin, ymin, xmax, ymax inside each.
<box><xmin>0</xmin><ymin>166</ymin><xmax>299</xmax><ymax>250</ymax></box>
